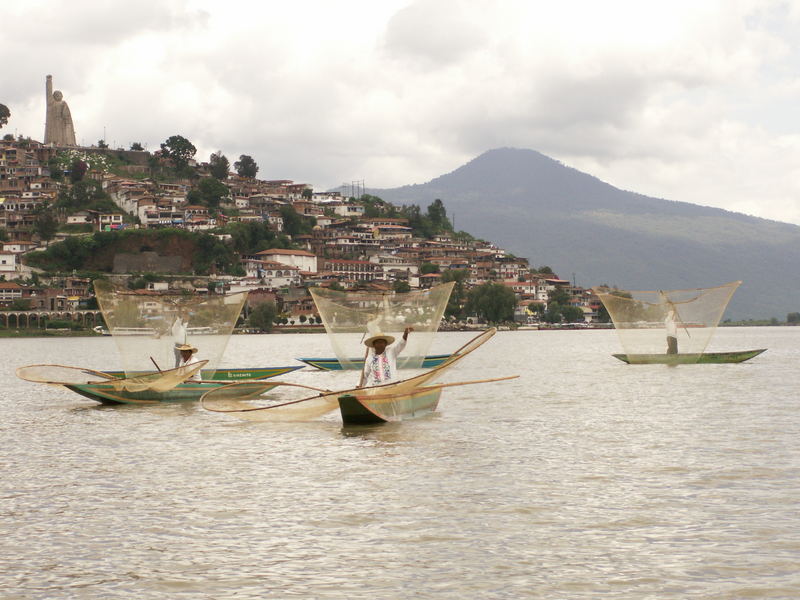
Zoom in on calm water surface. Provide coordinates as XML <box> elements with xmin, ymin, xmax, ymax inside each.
<box><xmin>1</xmin><ymin>328</ymin><xmax>799</xmax><ymax>599</ymax></box>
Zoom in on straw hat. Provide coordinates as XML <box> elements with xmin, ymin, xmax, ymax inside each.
<box><xmin>364</xmin><ymin>333</ymin><xmax>395</xmax><ymax>348</ymax></box>
<box><xmin>176</xmin><ymin>343</ymin><xmax>198</xmax><ymax>353</ymax></box>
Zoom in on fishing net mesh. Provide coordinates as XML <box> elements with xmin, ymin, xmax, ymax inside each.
<box><xmin>16</xmin><ymin>362</ymin><xmax>207</xmax><ymax>392</ymax></box>
<box><xmin>107</xmin><ymin>362</ymin><xmax>207</xmax><ymax>392</ymax></box>
<box><xmin>201</xmin><ymin>381</ymin><xmax>340</xmax><ymax>422</ymax></box>
<box><xmin>16</xmin><ymin>364</ymin><xmax>115</xmax><ymax>385</ymax></box>
<box><xmin>597</xmin><ymin>281</ymin><xmax>740</xmax><ymax>362</ymax></box>
<box><xmin>95</xmin><ymin>280</ymin><xmax>247</xmax><ymax>378</ymax></box>
<box><xmin>309</xmin><ymin>282</ymin><xmax>454</xmax><ymax>370</ymax></box>
<box><xmin>200</xmin><ymin>327</ymin><xmax>497</xmax><ymax>422</ymax></box>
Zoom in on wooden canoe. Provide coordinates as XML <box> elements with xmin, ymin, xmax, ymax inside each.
<box><xmin>612</xmin><ymin>348</ymin><xmax>767</xmax><ymax>364</ymax></box>
<box><xmin>64</xmin><ymin>381</ymin><xmax>278</xmax><ymax>405</ymax></box>
<box><xmin>202</xmin><ymin>329</ymin><xmax>507</xmax><ymax>423</ymax></box>
<box><xmin>338</xmin><ymin>387</ymin><xmax>443</xmax><ymax>424</ymax></box>
<box><xmin>101</xmin><ymin>365</ymin><xmax>303</xmax><ymax>381</ymax></box>
<box><xmin>297</xmin><ymin>354</ymin><xmax>451</xmax><ymax>371</ymax></box>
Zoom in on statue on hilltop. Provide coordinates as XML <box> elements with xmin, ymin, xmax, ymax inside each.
<box><xmin>44</xmin><ymin>75</ymin><xmax>76</xmax><ymax>146</ymax></box>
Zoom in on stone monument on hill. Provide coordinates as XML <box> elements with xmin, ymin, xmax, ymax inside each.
<box><xmin>44</xmin><ymin>75</ymin><xmax>76</xmax><ymax>146</ymax></box>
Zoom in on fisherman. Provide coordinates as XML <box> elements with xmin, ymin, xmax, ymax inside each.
<box><xmin>665</xmin><ymin>307</ymin><xmax>678</xmax><ymax>355</ymax></box>
<box><xmin>360</xmin><ymin>326</ymin><xmax>413</xmax><ymax>387</ymax></box>
<box><xmin>176</xmin><ymin>343</ymin><xmax>202</xmax><ymax>381</ymax></box>
<box><xmin>659</xmin><ymin>290</ymin><xmax>679</xmax><ymax>355</ymax></box>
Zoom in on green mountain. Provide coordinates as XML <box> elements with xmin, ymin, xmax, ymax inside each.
<box><xmin>370</xmin><ymin>148</ymin><xmax>800</xmax><ymax>320</ymax></box>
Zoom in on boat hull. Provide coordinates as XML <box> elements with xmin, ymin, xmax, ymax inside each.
<box><xmin>612</xmin><ymin>349</ymin><xmax>766</xmax><ymax>365</ymax></box>
<box><xmin>298</xmin><ymin>355</ymin><xmax>451</xmax><ymax>371</ymax></box>
<box><xmin>64</xmin><ymin>382</ymin><xmax>277</xmax><ymax>405</ymax></box>
<box><xmin>338</xmin><ymin>387</ymin><xmax>442</xmax><ymax>424</ymax></box>
<box><xmin>101</xmin><ymin>366</ymin><xmax>302</xmax><ymax>381</ymax></box>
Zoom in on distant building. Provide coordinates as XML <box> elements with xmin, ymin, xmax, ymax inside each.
<box><xmin>0</xmin><ymin>251</ymin><xmax>18</xmax><ymax>273</ymax></box>
<box><xmin>323</xmin><ymin>258</ymin><xmax>382</xmax><ymax>282</ymax></box>
<box><xmin>246</xmin><ymin>248</ymin><xmax>317</xmax><ymax>273</ymax></box>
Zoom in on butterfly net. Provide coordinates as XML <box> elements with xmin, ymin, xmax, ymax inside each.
<box><xmin>200</xmin><ymin>327</ymin><xmax>497</xmax><ymax>422</ymax></box>
<box><xmin>16</xmin><ymin>362</ymin><xmax>207</xmax><ymax>392</ymax></box>
<box><xmin>94</xmin><ymin>280</ymin><xmax>248</xmax><ymax>378</ymax></box>
<box><xmin>596</xmin><ymin>281</ymin><xmax>741</xmax><ymax>363</ymax></box>
<box><xmin>308</xmin><ymin>282</ymin><xmax>454</xmax><ymax>370</ymax></box>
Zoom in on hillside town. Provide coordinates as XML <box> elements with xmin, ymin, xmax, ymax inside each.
<box><xmin>0</xmin><ymin>133</ymin><xmax>605</xmax><ymax>330</ymax></box>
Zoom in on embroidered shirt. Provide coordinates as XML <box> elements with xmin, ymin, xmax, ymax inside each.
<box><xmin>362</xmin><ymin>338</ymin><xmax>407</xmax><ymax>387</ymax></box>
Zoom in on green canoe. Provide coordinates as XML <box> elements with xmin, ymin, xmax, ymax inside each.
<box><xmin>101</xmin><ymin>366</ymin><xmax>302</xmax><ymax>381</ymax></box>
<box><xmin>65</xmin><ymin>381</ymin><xmax>278</xmax><ymax>405</ymax></box>
<box><xmin>612</xmin><ymin>348</ymin><xmax>767</xmax><ymax>364</ymax></box>
<box><xmin>338</xmin><ymin>387</ymin><xmax>443</xmax><ymax>424</ymax></box>
<box><xmin>298</xmin><ymin>355</ymin><xmax>451</xmax><ymax>371</ymax></box>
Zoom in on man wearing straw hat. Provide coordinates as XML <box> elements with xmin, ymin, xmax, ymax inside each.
<box><xmin>176</xmin><ymin>343</ymin><xmax>202</xmax><ymax>381</ymax></box>
<box><xmin>660</xmin><ymin>291</ymin><xmax>679</xmax><ymax>355</ymax></box>
<box><xmin>360</xmin><ymin>327</ymin><xmax>413</xmax><ymax>387</ymax></box>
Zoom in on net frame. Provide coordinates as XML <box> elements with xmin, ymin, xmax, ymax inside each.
<box><xmin>94</xmin><ymin>280</ymin><xmax>247</xmax><ymax>378</ymax></box>
<box><xmin>597</xmin><ymin>281</ymin><xmax>741</xmax><ymax>362</ymax></box>
<box><xmin>309</xmin><ymin>282</ymin><xmax>455</xmax><ymax>370</ymax></box>
<box><xmin>16</xmin><ymin>361</ymin><xmax>207</xmax><ymax>392</ymax></box>
<box><xmin>200</xmin><ymin>327</ymin><xmax>498</xmax><ymax>421</ymax></box>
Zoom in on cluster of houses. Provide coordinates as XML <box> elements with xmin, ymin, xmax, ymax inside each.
<box><xmin>0</xmin><ymin>137</ymin><xmax>605</xmax><ymax>325</ymax></box>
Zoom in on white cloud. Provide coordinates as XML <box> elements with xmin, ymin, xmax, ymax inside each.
<box><xmin>2</xmin><ymin>0</ymin><xmax>800</xmax><ymax>224</ymax></box>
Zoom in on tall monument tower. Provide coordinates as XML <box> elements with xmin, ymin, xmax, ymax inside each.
<box><xmin>44</xmin><ymin>75</ymin><xmax>76</xmax><ymax>146</ymax></box>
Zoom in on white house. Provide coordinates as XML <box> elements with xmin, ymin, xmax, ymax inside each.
<box><xmin>331</xmin><ymin>203</ymin><xmax>365</xmax><ymax>218</ymax></box>
<box><xmin>251</xmin><ymin>248</ymin><xmax>317</xmax><ymax>273</ymax></box>
<box><xmin>243</xmin><ymin>259</ymin><xmax>302</xmax><ymax>289</ymax></box>
<box><xmin>0</xmin><ymin>251</ymin><xmax>17</xmax><ymax>273</ymax></box>
<box><xmin>66</xmin><ymin>211</ymin><xmax>91</xmax><ymax>225</ymax></box>
<box><xmin>2</xmin><ymin>240</ymin><xmax>37</xmax><ymax>253</ymax></box>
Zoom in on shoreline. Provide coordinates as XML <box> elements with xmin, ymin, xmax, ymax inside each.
<box><xmin>1</xmin><ymin>322</ymin><xmax>793</xmax><ymax>338</ymax></box>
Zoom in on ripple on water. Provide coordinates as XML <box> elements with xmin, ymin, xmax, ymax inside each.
<box><xmin>2</xmin><ymin>329</ymin><xmax>800</xmax><ymax>598</ymax></box>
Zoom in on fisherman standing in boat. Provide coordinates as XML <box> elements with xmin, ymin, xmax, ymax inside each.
<box><xmin>360</xmin><ymin>327</ymin><xmax>413</xmax><ymax>387</ymax></box>
<box><xmin>176</xmin><ymin>343</ymin><xmax>202</xmax><ymax>381</ymax></box>
<box><xmin>665</xmin><ymin>306</ymin><xmax>678</xmax><ymax>355</ymax></box>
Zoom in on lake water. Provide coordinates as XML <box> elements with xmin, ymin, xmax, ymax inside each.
<box><xmin>2</xmin><ymin>327</ymin><xmax>799</xmax><ymax>599</ymax></box>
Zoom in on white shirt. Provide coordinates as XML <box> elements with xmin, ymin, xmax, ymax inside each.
<box><xmin>178</xmin><ymin>354</ymin><xmax>202</xmax><ymax>382</ymax></box>
<box><xmin>665</xmin><ymin>310</ymin><xmax>678</xmax><ymax>338</ymax></box>
<box><xmin>361</xmin><ymin>338</ymin><xmax>407</xmax><ymax>387</ymax></box>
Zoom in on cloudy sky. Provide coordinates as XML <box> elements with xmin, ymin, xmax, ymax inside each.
<box><xmin>3</xmin><ymin>0</ymin><xmax>800</xmax><ymax>224</ymax></box>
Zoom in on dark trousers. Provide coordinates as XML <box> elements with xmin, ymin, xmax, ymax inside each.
<box><xmin>667</xmin><ymin>336</ymin><xmax>678</xmax><ymax>354</ymax></box>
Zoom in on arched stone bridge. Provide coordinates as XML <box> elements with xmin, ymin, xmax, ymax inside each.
<box><xmin>0</xmin><ymin>310</ymin><xmax>103</xmax><ymax>328</ymax></box>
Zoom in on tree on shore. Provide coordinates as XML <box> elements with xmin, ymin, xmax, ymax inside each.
<box><xmin>209</xmin><ymin>152</ymin><xmax>230</xmax><ymax>180</ymax></box>
<box><xmin>249</xmin><ymin>301</ymin><xmax>278</xmax><ymax>331</ymax></box>
<box><xmin>279</xmin><ymin>204</ymin><xmax>315</xmax><ymax>236</ymax></box>
<box><xmin>426</xmin><ymin>198</ymin><xmax>452</xmax><ymax>231</ymax></box>
<box><xmin>56</xmin><ymin>180</ymin><xmax>113</xmax><ymax>211</ymax></box>
<box><xmin>466</xmin><ymin>282</ymin><xmax>517</xmax><ymax>323</ymax></box>
<box><xmin>441</xmin><ymin>268</ymin><xmax>469</xmax><ymax>319</ymax></box>
<box><xmin>69</xmin><ymin>159</ymin><xmax>88</xmax><ymax>182</ymax></box>
<box><xmin>0</xmin><ymin>103</ymin><xmax>10</xmax><ymax>129</ymax></box>
<box><xmin>160</xmin><ymin>135</ymin><xmax>197</xmax><ymax>170</ymax></box>
<box><xmin>234</xmin><ymin>154</ymin><xmax>258</xmax><ymax>178</ymax></box>
<box><xmin>187</xmin><ymin>177</ymin><xmax>229</xmax><ymax>208</ymax></box>
<box><xmin>130</xmin><ymin>142</ymin><xmax>144</xmax><ymax>151</ymax></box>
<box><xmin>34</xmin><ymin>207</ymin><xmax>59</xmax><ymax>244</ymax></box>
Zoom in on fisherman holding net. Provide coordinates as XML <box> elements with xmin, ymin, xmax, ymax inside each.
<box><xmin>176</xmin><ymin>343</ymin><xmax>202</xmax><ymax>381</ymax></box>
<box><xmin>359</xmin><ymin>327</ymin><xmax>413</xmax><ymax>387</ymax></box>
<box><xmin>665</xmin><ymin>307</ymin><xmax>679</xmax><ymax>354</ymax></box>
<box><xmin>659</xmin><ymin>291</ymin><xmax>680</xmax><ymax>355</ymax></box>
